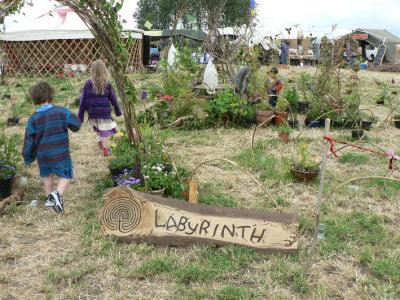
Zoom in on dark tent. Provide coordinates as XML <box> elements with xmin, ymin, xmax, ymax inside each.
<box><xmin>351</xmin><ymin>29</ymin><xmax>400</xmax><ymax>63</ymax></box>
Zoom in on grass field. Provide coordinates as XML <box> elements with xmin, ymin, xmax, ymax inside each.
<box><xmin>0</xmin><ymin>68</ymin><xmax>399</xmax><ymax>299</ymax></box>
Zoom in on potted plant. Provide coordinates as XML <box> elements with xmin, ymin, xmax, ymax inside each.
<box><xmin>360</xmin><ymin>112</ymin><xmax>377</xmax><ymax>130</ymax></box>
<box><xmin>297</xmin><ymin>72</ymin><xmax>312</xmax><ymax>114</ymax></box>
<box><xmin>277</xmin><ymin>123</ymin><xmax>292</xmax><ymax>143</ymax></box>
<box><xmin>108</xmin><ymin>134</ymin><xmax>139</xmax><ymax>177</ymax></box>
<box><xmin>0</xmin><ymin>127</ymin><xmax>20</xmax><ymax>199</ymax></box>
<box><xmin>211</xmin><ymin>89</ymin><xmax>256</xmax><ymax>126</ymax></box>
<box><xmin>274</xmin><ymin>98</ymin><xmax>290</xmax><ymax>126</ymax></box>
<box><xmin>255</xmin><ymin>102</ymin><xmax>274</xmax><ymax>126</ymax></box>
<box><xmin>291</xmin><ymin>144</ymin><xmax>320</xmax><ymax>182</ymax></box>
<box><xmin>376</xmin><ymin>84</ymin><xmax>391</xmax><ymax>105</ymax></box>
<box><xmin>7</xmin><ymin>97</ymin><xmax>23</xmax><ymax>126</ymax></box>
<box><xmin>393</xmin><ymin>113</ymin><xmax>400</xmax><ymax>129</ymax></box>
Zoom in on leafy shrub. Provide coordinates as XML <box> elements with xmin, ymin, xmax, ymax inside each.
<box><xmin>208</xmin><ymin>89</ymin><xmax>255</xmax><ymax>125</ymax></box>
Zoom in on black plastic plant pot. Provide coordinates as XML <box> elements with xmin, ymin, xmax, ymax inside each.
<box><xmin>305</xmin><ymin>119</ymin><xmax>322</xmax><ymax>128</ymax></box>
<box><xmin>361</xmin><ymin>120</ymin><xmax>373</xmax><ymax>130</ymax></box>
<box><xmin>297</xmin><ymin>101</ymin><xmax>309</xmax><ymax>114</ymax></box>
<box><xmin>288</xmin><ymin>119</ymin><xmax>299</xmax><ymax>129</ymax></box>
<box><xmin>6</xmin><ymin>117</ymin><xmax>19</xmax><ymax>126</ymax></box>
<box><xmin>0</xmin><ymin>164</ymin><xmax>16</xmax><ymax>199</ymax></box>
<box><xmin>376</xmin><ymin>100</ymin><xmax>384</xmax><ymax>105</ymax></box>
<box><xmin>331</xmin><ymin>120</ymin><xmax>344</xmax><ymax>129</ymax></box>
<box><xmin>394</xmin><ymin>120</ymin><xmax>400</xmax><ymax>129</ymax></box>
<box><xmin>352</xmin><ymin>130</ymin><xmax>365</xmax><ymax>139</ymax></box>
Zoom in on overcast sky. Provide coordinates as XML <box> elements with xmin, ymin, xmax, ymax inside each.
<box><xmin>4</xmin><ymin>0</ymin><xmax>400</xmax><ymax>38</ymax></box>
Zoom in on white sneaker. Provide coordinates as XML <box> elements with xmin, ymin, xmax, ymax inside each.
<box><xmin>44</xmin><ymin>196</ymin><xmax>54</xmax><ymax>208</ymax></box>
<box><xmin>49</xmin><ymin>191</ymin><xmax>64</xmax><ymax>214</ymax></box>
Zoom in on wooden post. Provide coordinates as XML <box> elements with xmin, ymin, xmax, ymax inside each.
<box><xmin>188</xmin><ymin>179</ymin><xmax>199</xmax><ymax>204</ymax></box>
<box><xmin>313</xmin><ymin>118</ymin><xmax>331</xmax><ymax>246</ymax></box>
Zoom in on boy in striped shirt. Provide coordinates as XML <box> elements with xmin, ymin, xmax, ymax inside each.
<box><xmin>22</xmin><ymin>81</ymin><xmax>81</xmax><ymax>214</ymax></box>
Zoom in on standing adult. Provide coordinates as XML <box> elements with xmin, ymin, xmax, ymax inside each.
<box><xmin>280</xmin><ymin>41</ymin><xmax>289</xmax><ymax>65</ymax></box>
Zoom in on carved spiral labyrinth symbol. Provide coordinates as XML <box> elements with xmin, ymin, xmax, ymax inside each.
<box><xmin>102</xmin><ymin>197</ymin><xmax>143</xmax><ymax>234</ymax></box>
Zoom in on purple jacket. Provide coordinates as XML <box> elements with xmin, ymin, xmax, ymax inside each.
<box><xmin>78</xmin><ymin>80</ymin><xmax>122</xmax><ymax>122</ymax></box>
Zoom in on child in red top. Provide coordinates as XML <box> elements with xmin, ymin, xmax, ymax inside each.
<box><xmin>267</xmin><ymin>67</ymin><xmax>283</xmax><ymax>107</ymax></box>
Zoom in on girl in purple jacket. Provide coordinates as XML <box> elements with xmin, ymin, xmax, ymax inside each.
<box><xmin>78</xmin><ymin>60</ymin><xmax>122</xmax><ymax>157</ymax></box>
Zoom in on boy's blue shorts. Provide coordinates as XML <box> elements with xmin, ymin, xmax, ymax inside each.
<box><xmin>39</xmin><ymin>166</ymin><xmax>74</xmax><ymax>179</ymax></box>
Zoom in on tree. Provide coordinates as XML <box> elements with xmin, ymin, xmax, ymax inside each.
<box><xmin>134</xmin><ymin>0</ymin><xmax>250</xmax><ymax>30</ymax></box>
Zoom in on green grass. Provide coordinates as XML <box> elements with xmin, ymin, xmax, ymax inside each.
<box><xmin>216</xmin><ymin>285</ymin><xmax>248</xmax><ymax>300</ymax></box>
<box><xmin>321</xmin><ymin>212</ymin><xmax>391</xmax><ymax>256</ymax></box>
<box><xmin>370</xmin><ymin>178</ymin><xmax>400</xmax><ymax>200</ymax></box>
<box><xmin>199</xmin><ymin>246</ymin><xmax>258</xmax><ymax>274</ymax></box>
<box><xmin>45</xmin><ymin>265</ymin><xmax>96</xmax><ymax>287</ymax></box>
<box><xmin>135</xmin><ymin>257</ymin><xmax>176</xmax><ymax>278</ymax></box>
<box><xmin>174</xmin><ymin>264</ymin><xmax>212</xmax><ymax>284</ymax></box>
<box><xmin>270</xmin><ymin>258</ymin><xmax>311</xmax><ymax>294</ymax></box>
<box><xmin>200</xmin><ymin>192</ymin><xmax>237</xmax><ymax>208</ymax></box>
<box><xmin>234</xmin><ymin>140</ymin><xmax>290</xmax><ymax>182</ymax></box>
<box><xmin>339</xmin><ymin>153</ymin><xmax>369</xmax><ymax>165</ymax></box>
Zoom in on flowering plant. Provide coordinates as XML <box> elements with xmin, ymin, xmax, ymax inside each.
<box><xmin>113</xmin><ymin>168</ymin><xmax>142</xmax><ymax>187</ymax></box>
<box><xmin>142</xmin><ymin>162</ymin><xmax>177</xmax><ymax>192</ymax></box>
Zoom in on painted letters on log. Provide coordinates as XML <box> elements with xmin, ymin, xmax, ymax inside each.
<box><xmin>101</xmin><ymin>186</ymin><xmax>299</xmax><ymax>252</ymax></box>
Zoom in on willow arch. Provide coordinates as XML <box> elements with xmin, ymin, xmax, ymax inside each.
<box><xmin>1</xmin><ymin>0</ymin><xmax>142</xmax><ymax>144</ymax></box>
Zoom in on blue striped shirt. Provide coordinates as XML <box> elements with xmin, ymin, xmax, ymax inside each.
<box><xmin>22</xmin><ymin>105</ymin><xmax>81</xmax><ymax>169</ymax></box>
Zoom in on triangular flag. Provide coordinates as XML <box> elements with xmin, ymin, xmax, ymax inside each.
<box><xmin>144</xmin><ymin>20</ymin><xmax>153</xmax><ymax>30</ymax></box>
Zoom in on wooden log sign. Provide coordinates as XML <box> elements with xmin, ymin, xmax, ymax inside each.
<box><xmin>101</xmin><ymin>187</ymin><xmax>299</xmax><ymax>253</ymax></box>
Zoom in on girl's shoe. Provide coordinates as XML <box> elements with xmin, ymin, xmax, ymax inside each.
<box><xmin>102</xmin><ymin>147</ymin><xmax>111</xmax><ymax>157</ymax></box>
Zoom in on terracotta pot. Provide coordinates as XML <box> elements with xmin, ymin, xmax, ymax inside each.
<box><xmin>278</xmin><ymin>132</ymin><xmax>290</xmax><ymax>143</ymax></box>
<box><xmin>290</xmin><ymin>167</ymin><xmax>319</xmax><ymax>182</ymax></box>
<box><xmin>274</xmin><ymin>111</ymin><xmax>289</xmax><ymax>126</ymax></box>
<box><xmin>256</xmin><ymin>110</ymin><xmax>274</xmax><ymax>126</ymax></box>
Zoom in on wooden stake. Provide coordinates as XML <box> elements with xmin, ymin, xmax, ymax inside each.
<box><xmin>188</xmin><ymin>179</ymin><xmax>199</xmax><ymax>204</ymax></box>
<box><xmin>313</xmin><ymin>118</ymin><xmax>331</xmax><ymax>246</ymax></box>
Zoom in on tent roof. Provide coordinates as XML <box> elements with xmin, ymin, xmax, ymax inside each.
<box><xmin>0</xmin><ymin>29</ymin><xmax>143</xmax><ymax>41</ymax></box>
<box><xmin>354</xmin><ymin>29</ymin><xmax>400</xmax><ymax>44</ymax></box>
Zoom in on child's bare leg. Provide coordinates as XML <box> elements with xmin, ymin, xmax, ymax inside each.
<box><xmin>57</xmin><ymin>179</ymin><xmax>71</xmax><ymax>196</ymax></box>
<box><xmin>43</xmin><ymin>175</ymin><xmax>54</xmax><ymax>195</ymax></box>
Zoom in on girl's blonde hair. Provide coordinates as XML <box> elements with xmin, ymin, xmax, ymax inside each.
<box><xmin>90</xmin><ymin>60</ymin><xmax>109</xmax><ymax>95</ymax></box>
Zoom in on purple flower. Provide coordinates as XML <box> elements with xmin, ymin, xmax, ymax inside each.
<box><xmin>141</xmin><ymin>90</ymin><xmax>148</xmax><ymax>100</ymax></box>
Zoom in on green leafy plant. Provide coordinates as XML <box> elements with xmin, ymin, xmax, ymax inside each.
<box><xmin>277</xmin><ymin>123</ymin><xmax>292</xmax><ymax>134</ymax></box>
<box><xmin>292</xmin><ymin>144</ymin><xmax>319</xmax><ymax>172</ymax></box>
<box><xmin>297</xmin><ymin>72</ymin><xmax>312</xmax><ymax>102</ymax></box>
<box><xmin>0</xmin><ymin>126</ymin><xmax>20</xmax><ymax>166</ymax></box>
<box><xmin>282</xmin><ymin>85</ymin><xmax>300</xmax><ymax>112</ymax></box>
<box><xmin>208</xmin><ymin>89</ymin><xmax>255</xmax><ymax>125</ymax></box>
<box><xmin>109</xmin><ymin>136</ymin><xmax>139</xmax><ymax>171</ymax></box>
<box><xmin>275</xmin><ymin>97</ymin><xmax>290</xmax><ymax>112</ymax></box>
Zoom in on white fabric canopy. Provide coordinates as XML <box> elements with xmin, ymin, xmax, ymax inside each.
<box><xmin>1</xmin><ymin>2</ymin><xmax>143</xmax><ymax>41</ymax></box>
